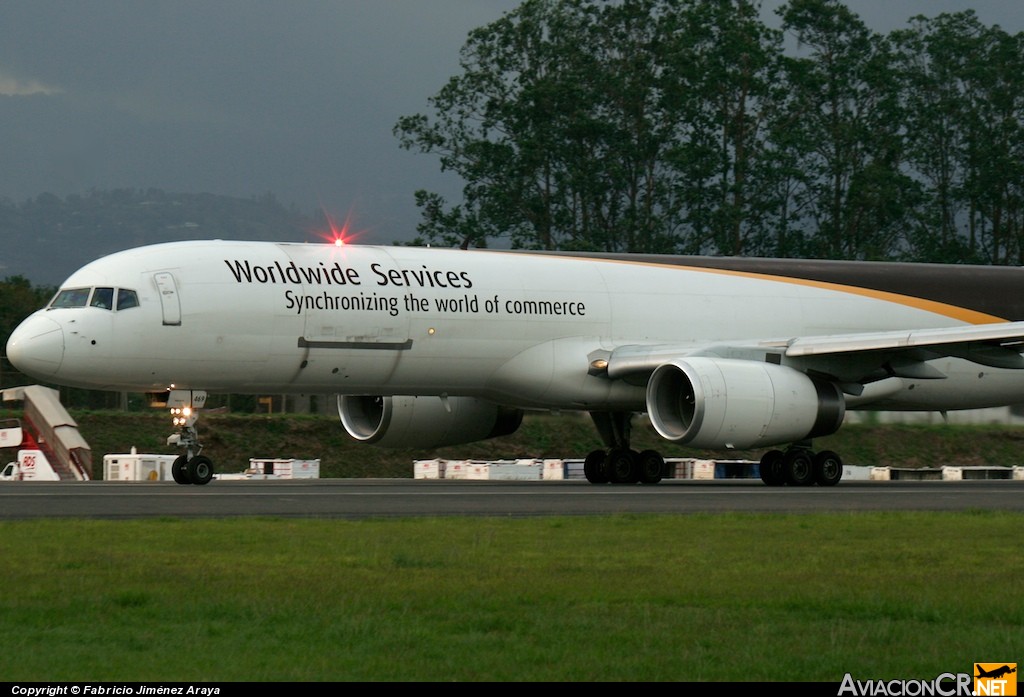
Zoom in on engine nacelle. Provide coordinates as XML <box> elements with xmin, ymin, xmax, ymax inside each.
<box><xmin>338</xmin><ymin>395</ymin><xmax>524</xmax><ymax>449</ymax></box>
<box><xmin>646</xmin><ymin>357</ymin><xmax>844</xmax><ymax>450</ymax></box>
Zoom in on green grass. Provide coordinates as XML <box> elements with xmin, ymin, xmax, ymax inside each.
<box><xmin>3</xmin><ymin>410</ymin><xmax>1023</xmax><ymax>681</ymax></box>
<box><xmin>1</xmin><ymin>512</ymin><xmax>1021</xmax><ymax>682</ymax></box>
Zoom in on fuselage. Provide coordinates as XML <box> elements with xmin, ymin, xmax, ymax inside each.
<box><xmin>8</xmin><ymin>240</ymin><xmax>1024</xmax><ymax>412</ymax></box>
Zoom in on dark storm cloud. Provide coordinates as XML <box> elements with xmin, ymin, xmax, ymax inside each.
<box><xmin>0</xmin><ymin>0</ymin><xmax>521</xmax><ymax>243</ymax></box>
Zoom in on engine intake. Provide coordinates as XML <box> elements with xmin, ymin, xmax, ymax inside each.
<box><xmin>646</xmin><ymin>357</ymin><xmax>844</xmax><ymax>450</ymax></box>
<box><xmin>338</xmin><ymin>395</ymin><xmax>523</xmax><ymax>449</ymax></box>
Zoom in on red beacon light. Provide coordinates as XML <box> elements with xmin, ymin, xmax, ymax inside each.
<box><xmin>316</xmin><ymin>208</ymin><xmax>366</xmax><ymax>246</ymax></box>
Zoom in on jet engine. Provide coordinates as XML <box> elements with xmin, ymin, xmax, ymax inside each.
<box><xmin>338</xmin><ymin>395</ymin><xmax>524</xmax><ymax>449</ymax></box>
<box><xmin>646</xmin><ymin>357</ymin><xmax>844</xmax><ymax>450</ymax></box>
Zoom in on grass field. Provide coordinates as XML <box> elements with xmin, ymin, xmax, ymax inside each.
<box><xmin>0</xmin><ymin>512</ymin><xmax>1021</xmax><ymax>682</ymax></box>
<box><xmin>2</xmin><ymin>411</ymin><xmax>1023</xmax><ymax>682</ymax></box>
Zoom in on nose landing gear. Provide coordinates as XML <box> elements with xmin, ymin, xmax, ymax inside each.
<box><xmin>163</xmin><ymin>391</ymin><xmax>215</xmax><ymax>486</ymax></box>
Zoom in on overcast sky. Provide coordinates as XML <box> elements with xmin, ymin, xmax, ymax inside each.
<box><xmin>0</xmin><ymin>1</ymin><xmax>1020</xmax><ymax>247</ymax></box>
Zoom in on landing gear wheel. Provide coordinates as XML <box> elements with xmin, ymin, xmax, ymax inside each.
<box><xmin>584</xmin><ymin>449</ymin><xmax>609</xmax><ymax>484</ymax></box>
<box><xmin>607</xmin><ymin>448</ymin><xmax>639</xmax><ymax>484</ymax></box>
<box><xmin>813</xmin><ymin>450</ymin><xmax>843</xmax><ymax>486</ymax></box>
<box><xmin>187</xmin><ymin>455</ymin><xmax>214</xmax><ymax>486</ymax></box>
<box><xmin>638</xmin><ymin>449</ymin><xmax>665</xmax><ymax>484</ymax></box>
<box><xmin>171</xmin><ymin>455</ymin><xmax>190</xmax><ymax>485</ymax></box>
<box><xmin>784</xmin><ymin>449</ymin><xmax>815</xmax><ymax>487</ymax></box>
<box><xmin>759</xmin><ymin>450</ymin><xmax>785</xmax><ymax>486</ymax></box>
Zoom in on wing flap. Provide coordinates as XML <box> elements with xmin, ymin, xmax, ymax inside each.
<box><xmin>773</xmin><ymin>321</ymin><xmax>1024</xmax><ymax>361</ymax></box>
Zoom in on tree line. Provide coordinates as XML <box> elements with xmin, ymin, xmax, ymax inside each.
<box><xmin>395</xmin><ymin>0</ymin><xmax>1024</xmax><ymax>264</ymax></box>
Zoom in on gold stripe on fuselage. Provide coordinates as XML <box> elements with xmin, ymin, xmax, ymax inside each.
<box><xmin>498</xmin><ymin>250</ymin><xmax>1017</xmax><ymax>325</ymax></box>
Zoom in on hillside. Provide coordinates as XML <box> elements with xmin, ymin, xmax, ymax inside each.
<box><xmin>4</xmin><ymin>409</ymin><xmax>1024</xmax><ymax>479</ymax></box>
<box><xmin>0</xmin><ymin>189</ymin><xmax>318</xmax><ymax>287</ymax></box>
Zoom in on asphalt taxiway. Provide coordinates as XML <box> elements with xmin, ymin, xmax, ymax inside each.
<box><xmin>0</xmin><ymin>478</ymin><xmax>1022</xmax><ymax>519</ymax></box>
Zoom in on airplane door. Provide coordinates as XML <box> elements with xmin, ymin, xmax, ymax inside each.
<box><xmin>154</xmin><ymin>272</ymin><xmax>182</xmax><ymax>326</ymax></box>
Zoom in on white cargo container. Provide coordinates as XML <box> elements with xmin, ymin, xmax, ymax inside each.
<box><xmin>443</xmin><ymin>460</ymin><xmax>471</xmax><ymax>480</ymax></box>
<box><xmin>841</xmin><ymin>465</ymin><xmax>872</xmax><ymax>481</ymax></box>
<box><xmin>103</xmin><ymin>450</ymin><xmax>178</xmax><ymax>481</ymax></box>
<box><xmin>542</xmin><ymin>459</ymin><xmax>566</xmax><ymax>480</ymax></box>
<box><xmin>464</xmin><ymin>459</ymin><xmax>542</xmax><ymax>480</ymax></box>
<box><xmin>414</xmin><ymin>459</ymin><xmax>446</xmax><ymax>479</ymax></box>
<box><xmin>671</xmin><ymin>458</ymin><xmax>716</xmax><ymax>480</ymax></box>
<box><xmin>563</xmin><ymin>459</ymin><xmax>585</xmax><ymax>479</ymax></box>
<box><xmin>246</xmin><ymin>458</ymin><xmax>320</xmax><ymax>479</ymax></box>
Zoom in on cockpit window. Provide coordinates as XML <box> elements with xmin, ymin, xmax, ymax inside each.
<box><xmin>116</xmin><ymin>289</ymin><xmax>139</xmax><ymax>310</ymax></box>
<box><xmin>48</xmin><ymin>286</ymin><xmax>140</xmax><ymax>311</ymax></box>
<box><xmin>90</xmin><ymin>287</ymin><xmax>114</xmax><ymax>310</ymax></box>
<box><xmin>50</xmin><ymin>288</ymin><xmax>91</xmax><ymax>308</ymax></box>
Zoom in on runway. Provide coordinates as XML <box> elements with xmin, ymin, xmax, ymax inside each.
<box><xmin>1</xmin><ymin>478</ymin><xmax>1023</xmax><ymax>519</ymax></box>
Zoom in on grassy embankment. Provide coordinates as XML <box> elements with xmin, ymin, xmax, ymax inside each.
<box><xmin>15</xmin><ymin>409</ymin><xmax>1023</xmax><ymax>478</ymax></box>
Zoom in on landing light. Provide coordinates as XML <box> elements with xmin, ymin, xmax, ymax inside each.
<box><xmin>170</xmin><ymin>406</ymin><xmax>193</xmax><ymax>427</ymax></box>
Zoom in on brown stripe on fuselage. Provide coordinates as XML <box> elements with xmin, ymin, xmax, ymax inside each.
<box><xmin>495</xmin><ymin>250</ymin><xmax>1024</xmax><ymax>324</ymax></box>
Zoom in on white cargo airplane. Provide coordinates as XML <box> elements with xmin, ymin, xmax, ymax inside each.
<box><xmin>8</xmin><ymin>240</ymin><xmax>1024</xmax><ymax>486</ymax></box>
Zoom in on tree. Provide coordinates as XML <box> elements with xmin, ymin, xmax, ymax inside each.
<box><xmin>776</xmin><ymin>0</ymin><xmax>918</xmax><ymax>260</ymax></box>
<box><xmin>890</xmin><ymin>13</ymin><xmax>975</xmax><ymax>262</ymax></box>
<box><xmin>0</xmin><ymin>275</ymin><xmax>55</xmax><ymax>389</ymax></box>
<box><xmin>396</xmin><ymin>0</ymin><xmax>785</xmax><ymax>254</ymax></box>
<box><xmin>891</xmin><ymin>11</ymin><xmax>1024</xmax><ymax>264</ymax></box>
<box><xmin>660</xmin><ymin>0</ymin><xmax>785</xmax><ymax>256</ymax></box>
<box><xmin>395</xmin><ymin>0</ymin><xmax>595</xmax><ymax>250</ymax></box>
<box><xmin>961</xmin><ymin>24</ymin><xmax>1024</xmax><ymax>264</ymax></box>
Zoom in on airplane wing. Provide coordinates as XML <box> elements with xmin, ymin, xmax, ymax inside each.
<box><xmin>605</xmin><ymin>320</ymin><xmax>1024</xmax><ymax>385</ymax></box>
<box><xmin>769</xmin><ymin>321</ymin><xmax>1024</xmax><ymax>364</ymax></box>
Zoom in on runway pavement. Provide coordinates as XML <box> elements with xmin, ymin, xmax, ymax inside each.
<box><xmin>1</xmin><ymin>478</ymin><xmax>1023</xmax><ymax>519</ymax></box>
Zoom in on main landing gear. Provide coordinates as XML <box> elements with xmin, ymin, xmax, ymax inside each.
<box><xmin>581</xmin><ymin>412</ymin><xmax>843</xmax><ymax>486</ymax></box>
<box><xmin>584</xmin><ymin>447</ymin><xmax>665</xmax><ymax>484</ymax></box>
<box><xmin>583</xmin><ymin>412</ymin><xmax>666</xmax><ymax>484</ymax></box>
<box><xmin>167</xmin><ymin>405</ymin><xmax>214</xmax><ymax>486</ymax></box>
<box><xmin>758</xmin><ymin>447</ymin><xmax>842</xmax><ymax>487</ymax></box>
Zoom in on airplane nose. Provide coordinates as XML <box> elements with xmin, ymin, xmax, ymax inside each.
<box><xmin>5</xmin><ymin>315</ymin><xmax>64</xmax><ymax>380</ymax></box>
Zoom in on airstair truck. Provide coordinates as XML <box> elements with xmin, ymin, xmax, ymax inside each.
<box><xmin>1</xmin><ymin>447</ymin><xmax>60</xmax><ymax>481</ymax></box>
<box><xmin>1</xmin><ymin>386</ymin><xmax>92</xmax><ymax>481</ymax></box>
<box><xmin>1</xmin><ymin>419</ymin><xmax>59</xmax><ymax>480</ymax></box>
